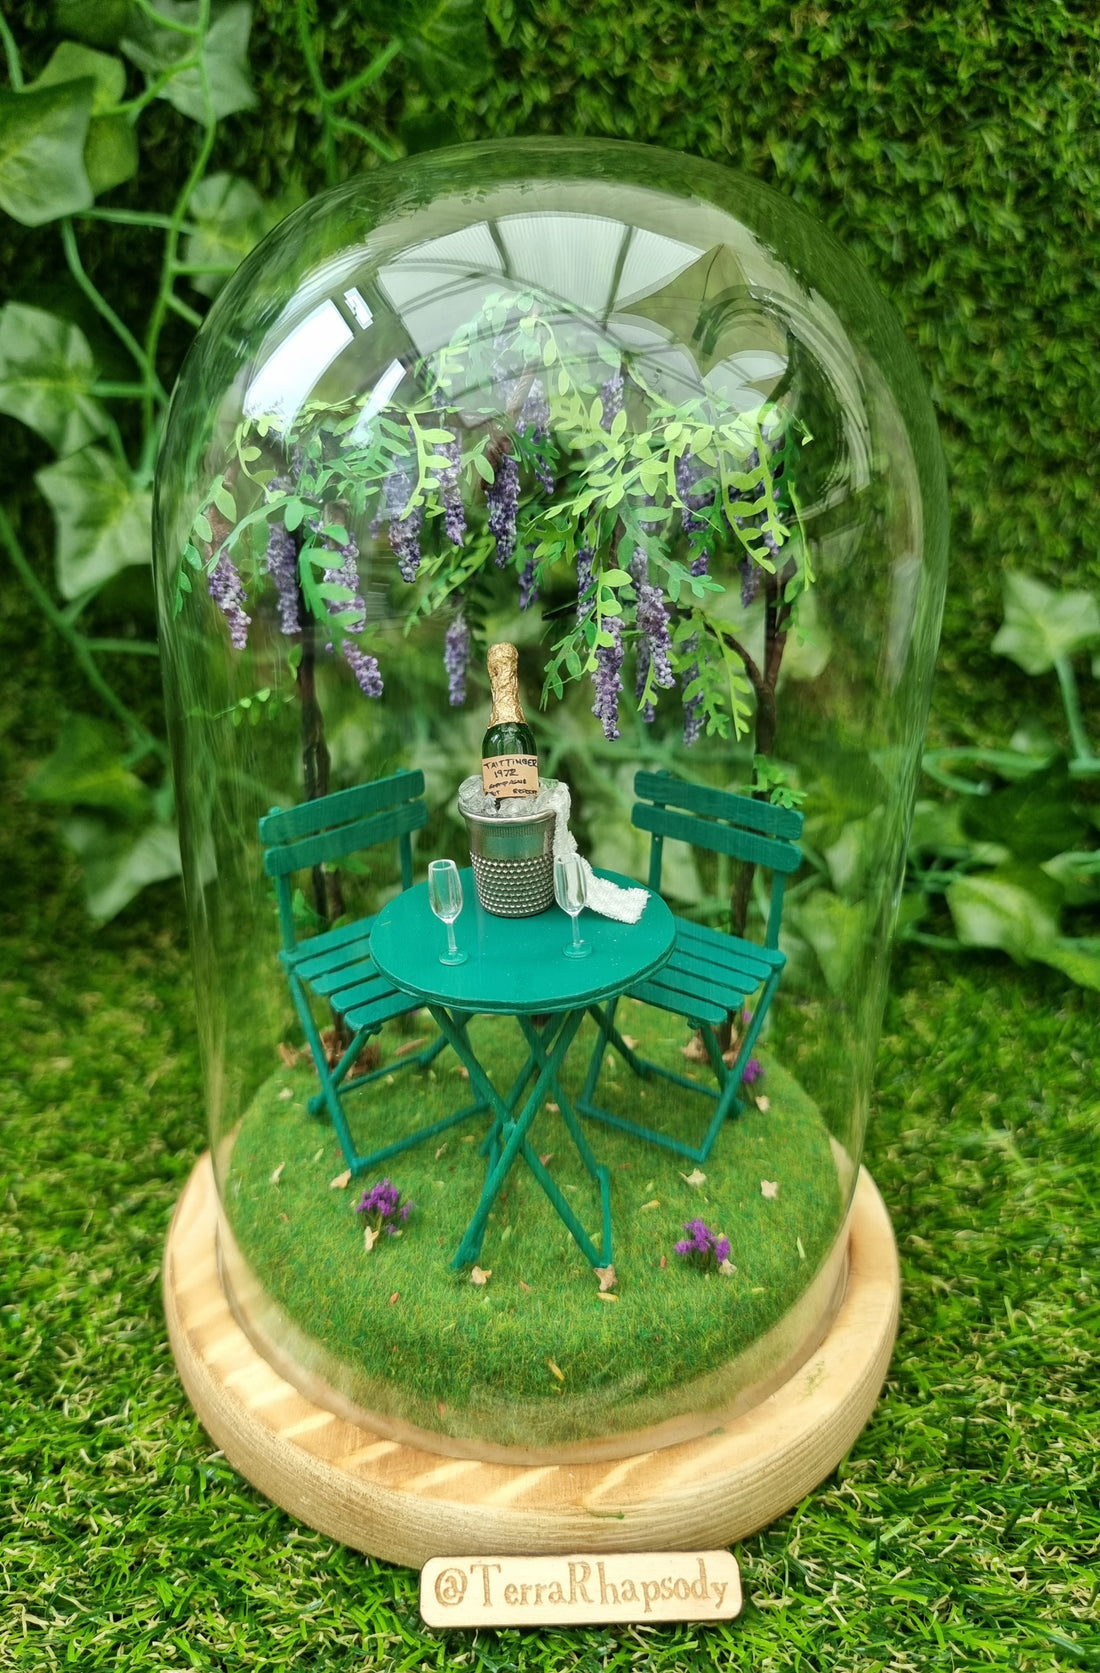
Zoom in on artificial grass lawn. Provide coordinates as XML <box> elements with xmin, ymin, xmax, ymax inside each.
<box><xmin>223</xmin><ymin>1006</ymin><xmax>843</xmax><ymax>1446</ymax></box>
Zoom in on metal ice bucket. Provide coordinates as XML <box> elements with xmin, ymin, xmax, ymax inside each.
<box><xmin>462</xmin><ymin>805</ymin><xmax>556</xmax><ymax>918</ymax></box>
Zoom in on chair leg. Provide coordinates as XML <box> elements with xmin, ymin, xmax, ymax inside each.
<box><xmin>310</xmin><ymin>1023</ymin><xmax>450</xmax><ymax>1114</ymax></box>
<box><xmin>582</xmin><ymin>998</ymin><xmax>652</xmax><ymax>1104</ymax></box>
<box><xmin>288</xmin><ymin>976</ymin><xmax>365</xmax><ymax>1171</ymax></box>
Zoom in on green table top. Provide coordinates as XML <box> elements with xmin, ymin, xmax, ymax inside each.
<box><xmin>369</xmin><ymin>868</ymin><xmax>675</xmax><ymax>1014</ymax></box>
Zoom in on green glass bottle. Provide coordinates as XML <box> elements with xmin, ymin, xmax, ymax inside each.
<box><xmin>481</xmin><ymin>642</ymin><xmax>539</xmax><ymax>799</ymax></box>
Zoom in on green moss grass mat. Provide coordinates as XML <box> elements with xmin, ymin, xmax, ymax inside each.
<box><xmin>223</xmin><ymin>1001</ymin><xmax>845</xmax><ymax>1448</ymax></box>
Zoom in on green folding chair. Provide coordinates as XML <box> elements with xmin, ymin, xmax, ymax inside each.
<box><xmin>259</xmin><ymin>769</ymin><xmax>464</xmax><ymax>1175</ymax></box>
<box><xmin>579</xmin><ymin>769</ymin><xmax>803</xmax><ymax>1163</ymax></box>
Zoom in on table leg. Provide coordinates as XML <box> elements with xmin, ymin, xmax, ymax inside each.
<box><xmin>451</xmin><ymin>1008</ymin><xmax>586</xmax><ymax>1269</ymax></box>
<box><xmin>516</xmin><ymin>1015</ymin><xmax>612</xmax><ymax>1265</ymax></box>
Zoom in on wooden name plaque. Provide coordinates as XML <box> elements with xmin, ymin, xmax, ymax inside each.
<box><xmin>420</xmin><ymin>1550</ymin><xmax>742</xmax><ymax>1627</ymax></box>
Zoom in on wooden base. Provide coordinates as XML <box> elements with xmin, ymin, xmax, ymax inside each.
<box><xmin>164</xmin><ymin>1152</ymin><xmax>899</xmax><ymax>1568</ymax></box>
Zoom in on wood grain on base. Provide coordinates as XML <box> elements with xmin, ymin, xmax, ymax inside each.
<box><xmin>164</xmin><ymin>1153</ymin><xmax>899</xmax><ymax>1569</ymax></box>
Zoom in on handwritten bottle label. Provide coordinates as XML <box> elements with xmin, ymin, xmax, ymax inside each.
<box><xmin>481</xmin><ymin>754</ymin><xmax>540</xmax><ymax>797</ymax></box>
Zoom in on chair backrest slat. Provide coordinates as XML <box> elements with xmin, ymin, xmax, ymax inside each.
<box><xmin>264</xmin><ymin>798</ymin><xmax>427</xmax><ymax>877</ymax></box>
<box><xmin>259</xmin><ymin>768</ymin><xmax>425</xmax><ymax>847</ymax></box>
<box><xmin>632</xmin><ymin>801</ymin><xmax>803</xmax><ymax>873</ymax></box>
<box><xmin>634</xmin><ymin>769</ymin><xmax>802</xmax><ymax>840</ymax></box>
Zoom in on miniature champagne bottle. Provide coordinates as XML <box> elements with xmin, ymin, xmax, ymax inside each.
<box><xmin>481</xmin><ymin>642</ymin><xmax>539</xmax><ymax>800</ymax></box>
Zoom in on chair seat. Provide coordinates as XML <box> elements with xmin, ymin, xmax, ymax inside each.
<box><xmin>628</xmin><ymin>918</ymin><xmax>785</xmax><ymax>1025</ymax></box>
<box><xmin>281</xmin><ymin>913</ymin><xmax>377</xmax><ymax>979</ymax></box>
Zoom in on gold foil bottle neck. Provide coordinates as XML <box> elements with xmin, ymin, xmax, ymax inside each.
<box><xmin>486</xmin><ymin>642</ymin><xmax>526</xmax><ymax>725</ymax></box>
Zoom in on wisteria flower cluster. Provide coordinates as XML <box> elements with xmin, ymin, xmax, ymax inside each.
<box><xmin>185</xmin><ymin>287</ymin><xmax>810</xmax><ymax>748</ymax></box>
<box><xmin>355</xmin><ymin>1177</ymin><xmax>413</xmax><ymax>1251</ymax></box>
<box><xmin>674</xmin><ymin>1218</ymin><xmax>733</xmax><ymax>1273</ymax></box>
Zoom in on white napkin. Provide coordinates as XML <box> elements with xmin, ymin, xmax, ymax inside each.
<box><xmin>545</xmin><ymin>781</ymin><xmax>649</xmax><ymax>924</ymax></box>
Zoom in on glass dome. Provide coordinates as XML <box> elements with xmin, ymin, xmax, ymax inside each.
<box><xmin>155</xmin><ymin>138</ymin><xmax>947</xmax><ymax>1459</ymax></box>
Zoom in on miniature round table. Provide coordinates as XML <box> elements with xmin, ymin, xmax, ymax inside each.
<box><xmin>369</xmin><ymin>869</ymin><xmax>675</xmax><ymax>1270</ymax></box>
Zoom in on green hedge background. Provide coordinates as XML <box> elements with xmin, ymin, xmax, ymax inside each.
<box><xmin>3</xmin><ymin>4</ymin><xmax>1098</xmax><ymax>1669</ymax></box>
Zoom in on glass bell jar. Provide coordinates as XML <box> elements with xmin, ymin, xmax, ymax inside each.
<box><xmin>156</xmin><ymin>138</ymin><xmax>947</xmax><ymax>1481</ymax></box>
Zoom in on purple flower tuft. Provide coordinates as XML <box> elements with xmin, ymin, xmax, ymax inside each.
<box><xmin>208</xmin><ymin>552</ymin><xmax>250</xmax><ymax>650</ymax></box>
<box><xmin>741</xmin><ymin>1057</ymin><xmax>763</xmax><ymax>1086</ymax></box>
<box><xmin>356</xmin><ymin>1177</ymin><xmax>412</xmax><ymax>1232</ymax></box>
<box><xmin>444</xmin><ymin>612</ymin><xmax>471</xmax><ymax>706</ymax></box>
<box><xmin>673</xmin><ymin>1218</ymin><xmax>731</xmax><ymax>1273</ymax></box>
<box><xmin>592</xmin><ymin>614</ymin><xmax>624</xmax><ymax>741</ymax></box>
<box><xmin>486</xmin><ymin>451</ymin><xmax>519</xmax><ymax>567</ymax></box>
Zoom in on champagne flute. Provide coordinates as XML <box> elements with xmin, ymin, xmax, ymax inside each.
<box><xmin>554</xmin><ymin>854</ymin><xmax>590</xmax><ymax>959</ymax></box>
<box><xmin>428</xmin><ymin>859</ymin><xmax>468</xmax><ymax>965</ymax></box>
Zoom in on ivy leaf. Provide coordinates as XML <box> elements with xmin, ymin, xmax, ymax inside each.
<box><xmin>35</xmin><ymin>446</ymin><xmax>153</xmax><ymax>598</ymax></box>
<box><xmin>60</xmin><ymin>815</ymin><xmax>182</xmax><ymax>921</ymax></box>
<box><xmin>1035</xmin><ymin>939</ymin><xmax>1100</xmax><ymax>993</ymax></box>
<box><xmin>0</xmin><ymin>304</ymin><xmax>109</xmax><ymax>456</ymax></box>
<box><xmin>32</xmin><ymin>43</ymin><xmax>138</xmax><ymax>195</ymax></box>
<box><xmin>960</xmin><ymin>759</ymin><xmax>1090</xmax><ymax>863</ymax></box>
<box><xmin>54</xmin><ymin>0</ymin><xmax>133</xmax><ymax>48</ymax></box>
<box><xmin>0</xmin><ymin>80</ymin><xmax>94</xmax><ymax>226</ymax></box>
<box><xmin>83</xmin><ymin>112</ymin><xmax>139</xmax><ymax>194</ymax></box>
<box><xmin>393</xmin><ymin>0</ymin><xmax>491</xmax><ymax>92</ymax></box>
<box><xmin>24</xmin><ymin>714</ymin><xmax>150</xmax><ymax>819</ymax></box>
<box><xmin>182</xmin><ymin>173</ymin><xmax>270</xmax><ymax>296</ymax></box>
<box><xmin>946</xmin><ymin>866</ymin><xmax>1062</xmax><ymax>962</ymax></box>
<box><xmin>991</xmin><ymin>571</ymin><xmax>1100</xmax><ymax>675</ymax></box>
<box><xmin>794</xmin><ymin>891</ymin><xmax>872</xmax><ymax>995</ymax></box>
<box><xmin>34</xmin><ymin>42</ymin><xmax>126</xmax><ymax>105</ymax></box>
<box><xmin>121</xmin><ymin>2</ymin><xmax>257</xmax><ymax>125</ymax></box>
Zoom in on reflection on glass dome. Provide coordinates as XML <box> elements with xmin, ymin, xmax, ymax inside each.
<box><xmin>155</xmin><ymin>140</ymin><xmax>947</xmax><ymax>1457</ymax></box>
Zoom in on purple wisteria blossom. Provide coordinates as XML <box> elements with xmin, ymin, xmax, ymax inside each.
<box><xmin>599</xmin><ymin>369</ymin><xmax>623</xmax><ymax>429</ymax></box>
<box><xmin>635</xmin><ymin>637</ymin><xmax>655</xmax><ymax>724</ymax></box>
<box><xmin>681</xmin><ymin>633</ymin><xmax>703</xmax><ymax>748</ymax></box>
<box><xmin>576</xmin><ymin>547</ymin><xmax>594</xmax><ymax>624</ymax></box>
<box><xmin>321</xmin><ymin>533</ymin><xmax>366</xmax><ymax>636</ymax></box>
<box><xmin>264</xmin><ymin>522</ymin><xmax>300</xmax><ymax>635</ymax></box>
<box><xmin>432</xmin><ymin>391</ymin><xmax>466</xmax><ymax>546</ymax></box>
<box><xmin>674</xmin><ymin>1218</ymin><xmax>731</xmax><ymax>1272</ymax></box>
<box><xmin>444</xmin><ymin>612</ymin><xmax>471</xmax><ymax>706</ymax></box>
<box><xmin>591</xmin><ymin>614</ymin><xmax>624</xmax><ymax>741</ymax></box>
<box><xmin>741</xmin><ymin>1058</ymin><xmax>763</xmax><ymax>1086</ymax></box>
<box><xmin>490</xmin><ymin>332</ymin><xmax>520</xmax><ymax>412</ymax></box>
<box><xmin>487</xmin><ymin>451</ymin><xmax>519</xmax><ymax>567</ymax></box>
<box><xmin>384</xmin><ymin>459</ymin><xmax>424</xmax><ymax>583</ymax></box>
<box><xmin>519</xmin><ymin>379</ymin><xmax>554</xmax><ymax>494</ymax></box>
<box><xmin>731</xmin><ymin>426</ymin><xmax>789</xmax><ymax>592</ymax></box>
<box><xmin>208</xmin><ymin>551</ymin><xmax>250</xmax><ymax>650</ymax></box>
<box><xmin>675</xmin><ymin>452</ymin><xmax>712</xmax><ymax>578</ymax></box>
<box><xmin>341</xmin><ymin>640</ymin><xmax>383</xmax><ymax>697</ymax></box>
<box><xmin>518</xmin><ymin>550</ymin><xmax>539</xmax><ymax>611</ymax></box>
<box><xmin>630</xmin><ymin>547</ymin><xmax>675</xmax><ymax>692</ymax></box>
